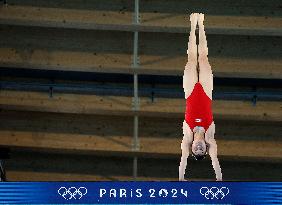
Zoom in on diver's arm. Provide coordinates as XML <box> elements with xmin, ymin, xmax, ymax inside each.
<box><xmin>179</xmin><ymin>120</ymin><xmax>193</xmax><ymax>181</ymax></box>
<box><xmin>0</xmin><ymin>160</ymin><xmax>5</xmax><ymax>181</ymax></box>
<box><xmin>205</xmin><ymin>122</ymin><xmax>223</xmax><ymax>181</ymax></box>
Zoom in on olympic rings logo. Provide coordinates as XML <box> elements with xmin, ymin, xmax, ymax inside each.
<box><xmin>58</xmin><ymin>187</ymin><xmax>87</xmax><ymax>200</ymax></box>
<box><xmin>200</xmin><ymin>187</ymin><xmax>229</xmax><ymax>200</ymax></box>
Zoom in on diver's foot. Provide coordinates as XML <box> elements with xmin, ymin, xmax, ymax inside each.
<box><xmin>198</xmin><ymin>13</ymin><xmax>205</xmax><ymax>27</ymax></box>
<box><xmin>190</xmin><ymin>13</ymin><xmax>198</xmax><ymax>30</ymax></box>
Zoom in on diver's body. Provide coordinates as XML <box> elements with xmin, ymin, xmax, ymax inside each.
<box><xmin>179</xmin><ymin>13</ymin><xmax>222</xmax><ymax>181</ymax></box>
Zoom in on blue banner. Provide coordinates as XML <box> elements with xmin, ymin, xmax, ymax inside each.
<box><xmin>0</xmin><ymin>182</ymin><xmax>281</xmax><ymax>204</ymax></box>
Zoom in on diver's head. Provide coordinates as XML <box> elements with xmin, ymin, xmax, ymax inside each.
<box><xmin>191</xmin><ymin>126</ymin><xmax>207</xmax><ymax>160</ymax></box>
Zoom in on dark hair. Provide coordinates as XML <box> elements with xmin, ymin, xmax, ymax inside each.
<box><xmin>191</xmin><ymin>132</ymin><xmax>208</xmax><ymax>160</ymax></box>
<box><xmin>192</xmin><ymin>151</ymin><xmax>207</xmax><ymax>160</ymax></box>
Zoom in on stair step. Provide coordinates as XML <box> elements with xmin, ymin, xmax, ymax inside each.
<box><xmin>4</xmin><ymin>150</ymin><xmax>282</xmax><ymax>181</ymax></box>
<box><xmin>1</xmin><ymin>90</ymin><xmax>281</xmax><ymax>121</ymax></box>
<box><xmin>0</xmin><ymin>5</ymin><xmax>281</xmax><ymax>36</ymax></box>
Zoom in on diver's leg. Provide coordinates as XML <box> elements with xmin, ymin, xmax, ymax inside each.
<box><xmin>183</xmin><ymin>13</ymin><xmax>198</xmax><ymax>99</ymax></box>
<box><xmin>198</xmin><ymin>13</ymin><xmax>213</xmax><ymax>100</ymax></box>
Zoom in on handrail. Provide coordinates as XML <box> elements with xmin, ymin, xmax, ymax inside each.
<box><xmin>1</xmin><ymin>80</ymin><xmax>282</xmax><ymax>102</ymax></box>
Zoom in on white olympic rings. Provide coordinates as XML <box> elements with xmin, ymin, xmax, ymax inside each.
<box><xmin>58</xmin><ymin>186</ymin><xmax>87</xmax><ymax>200</ymax></box>
<box><xmin>200</xmin><ymin>186</ymin><xmax>229</xmax><ymax>199</ymax></box>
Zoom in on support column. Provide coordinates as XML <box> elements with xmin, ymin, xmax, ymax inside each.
<box><xmin>132</xmin><ymin>0</ymin><xmax>140</xmax><ymax>180</ymax></box>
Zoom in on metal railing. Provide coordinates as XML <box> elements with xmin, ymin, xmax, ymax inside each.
<box><xmin>1</xmin><ymin>80</ymin><xmax>282</xmax><ymax>102</ymax></box>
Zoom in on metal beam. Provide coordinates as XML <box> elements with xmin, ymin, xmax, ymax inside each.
<box><xmin>132</xmin><ymin>0</ymin><xmax>140</xmax><ymax>180</ymax></box>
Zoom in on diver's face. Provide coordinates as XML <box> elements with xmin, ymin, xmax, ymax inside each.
<box><xmin>192</xmin><ymin>139</ymin><xmax>206</xmax><ymax>156</ymax></box>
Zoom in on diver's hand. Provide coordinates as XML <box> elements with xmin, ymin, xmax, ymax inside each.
<box><xmin>216</xmin><ymin>178</ymin><xmax>222</xmax><ymax>181</ymax></box>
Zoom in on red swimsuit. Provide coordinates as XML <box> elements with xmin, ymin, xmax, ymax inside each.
<box><xmin>185</xmin><ymin>82</ymin><xmax>213</xmax><ymax>132</ymax></box>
